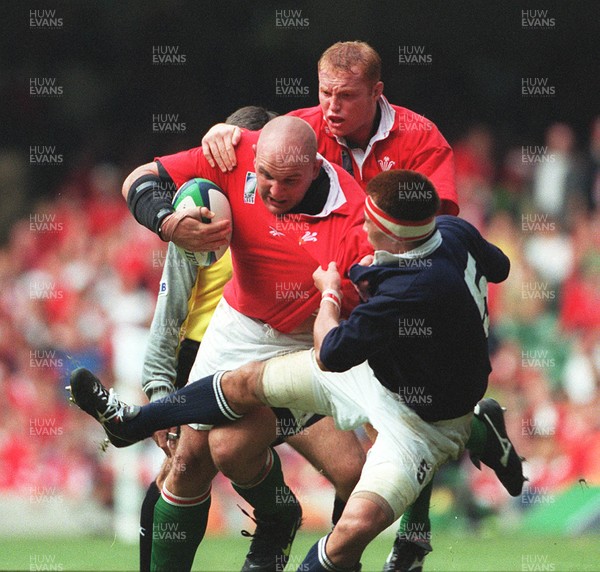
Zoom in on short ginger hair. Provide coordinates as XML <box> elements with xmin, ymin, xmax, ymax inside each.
<box><xmin>318</xmin><ymin>41</ymin><xmax>382</xmax><ymax>85</ymax></box>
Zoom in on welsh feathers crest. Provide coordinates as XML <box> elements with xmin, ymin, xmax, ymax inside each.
<box><xmin>377</xmin><ymin>156</ymin><xmax>396</xmax><ymax>171</ymax></box>
<box><xmin>299</xmin><ymin>231</ymin><xmax>318</xmax><ymax>244</ymax></box>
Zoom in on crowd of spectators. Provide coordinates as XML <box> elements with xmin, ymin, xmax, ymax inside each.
<box><xmin>454</xmin><ymin>119</ymin><xmax>600</xmax><ymax>514</ymax></box>
<box><xmin>1</xmin><ymin>118</ymin><xmax>599</xmax><ymax>532</ymax></box>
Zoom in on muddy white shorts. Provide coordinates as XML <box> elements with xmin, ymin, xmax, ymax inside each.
<box><xmin>261</xmin><ymin>349</ymin><xmax>472</xmax><ymax>519</ymax></box>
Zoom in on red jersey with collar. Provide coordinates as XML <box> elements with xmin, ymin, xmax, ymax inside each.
<box><xmin>288</xmin><ymin>98</ymin><xmax>458</xmax><ymax>215</ymax></box>
<box><xmin>157</xmin><ymin>131</ymin><xmax>371</xmax><ymax>333</ymax></box>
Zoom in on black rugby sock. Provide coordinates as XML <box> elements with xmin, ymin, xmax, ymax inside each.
<box><xmin>139</xmin><ymin>480</ymin><xmax>160</xmax><ymax>571</ymax></box>
<box><xmin>125</xmin><ymin>373</ymin><xmax>242</xmax><ymax>439</ymax></box>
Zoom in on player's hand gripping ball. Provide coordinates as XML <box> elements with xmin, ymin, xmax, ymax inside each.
<box><xmin>172</xmin><ymin>178</ymin><xmax>232</xmax><ymax>266</ymax></box>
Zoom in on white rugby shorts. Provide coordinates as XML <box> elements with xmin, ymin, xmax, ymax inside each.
<box><xmin>187</xmin><ymin>298</ymin><xmax>313</xmax><ymax>430</ymax></box>
<box><xmin>261</xmin><ymin>349</ymin><xmax>472</xmax><ymax>519</ymax></box>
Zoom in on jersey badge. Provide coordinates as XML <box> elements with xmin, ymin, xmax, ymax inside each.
<box><xmin>377</xmin><ymin>156</ymin><xmax>396</xmax><ymax>171</ymax></box>
<box><xmin>299</xmin><ymin>231</ymin><xmax>318</xmax><ymax>245</ymax></box>
<box><xmin>244</xmin><ymin>171</ymin><xmax>257</xmax><ymax>204</ymax></box>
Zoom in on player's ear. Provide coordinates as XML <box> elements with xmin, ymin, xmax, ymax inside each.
<box><xmin>252</xmin><ymin>144</ymin><xmax>257</xmax><ymax>157</ymax></box>
<box><xmin>373</xmin><ymin>81</ymin><xmax>384</xmax><ymax>99</ymax></box>
<box><xmin>312</xmin><ymin>157</ymin><xmax>323</xmax><ymax>179</ymax></box>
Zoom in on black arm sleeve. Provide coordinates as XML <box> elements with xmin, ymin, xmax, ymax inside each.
<box><xmin>126</xmin><ymin>163</ymin><xmax>177</xmax><ymax>234</ymax></box>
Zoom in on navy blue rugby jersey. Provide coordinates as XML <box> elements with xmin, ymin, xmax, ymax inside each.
<box><xmin>319</xmin><ymin>215</ymin><xmax>510</xmax><ymax>422</ymax></box>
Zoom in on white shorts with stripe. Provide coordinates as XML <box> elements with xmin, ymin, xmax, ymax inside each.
<box><xmin>261</xmin><ymin>349</ymin><xmax>472</xmax><ymax>520</ymax></box>
<box><xmin>187</xmin><ymin>298</ymin><xmax>314</xmax><ymax>430</ymax></box>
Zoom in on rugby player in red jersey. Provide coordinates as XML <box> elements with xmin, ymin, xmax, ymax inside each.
<box><xmin>137</xmin><ymin>106</ymin><xmax>277</xmax><ymax>572</ymax></box>
<box><xmin>123</xmin><ymin>116</ymin><xmax>370</xmax><ymax>571</ymax></box>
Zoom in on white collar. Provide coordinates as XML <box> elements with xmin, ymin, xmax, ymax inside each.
<box><xmin>372</xmin><ymin>229</ymin><xmax>442</xmax><ymax>266</ymax></box>
<box><xmin>298</xmin><ymin>154</ymin><xmax>347</xmax><ymax>218</ymax></box>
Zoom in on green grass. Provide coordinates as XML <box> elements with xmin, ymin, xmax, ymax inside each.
<box><xmin>2</xmin><ymin>532</ymin><xmax>599</xmax><ymax>571</ymax></box>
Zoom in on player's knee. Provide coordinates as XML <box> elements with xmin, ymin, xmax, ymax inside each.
<box><xmin>209</xmin><ymin>432</ymin><xmax>247</xmax><ymax>474</ymax></box>
<box><xmin>166</xmin><ymin>432</ymin><xmax>214</xmax><ymax>486</ymax></box>
<box><xmin>223</xmin><ymin>361</ymin><xmax>264</xmax><ymax>404</ymax></box>
<box><xmin>211</xmin><ymin>420</ymin><xmax>275</xmax><ymax>479</ymax></box>
<box><xmin>165</xmin><ymin>452</ymin><xmax>192</xmax><ymax>485</ymax></box>
<box><xmin>333</xmin><ymin>509</ymin><xmax>374</xmax><ymax>548</ymax></box>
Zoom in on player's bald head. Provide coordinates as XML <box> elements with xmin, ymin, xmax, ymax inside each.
<box><xmin>253</xmin><ymin>116</ymin><xmax>322</xmax><ymax>215</ymax></box>
<box><xmin>256</xmin><ymin>116</ymin><xmax>318</xmax><ymax>166</ymax></box>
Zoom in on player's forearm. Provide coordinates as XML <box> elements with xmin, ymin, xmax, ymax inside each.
<box><xmin>312</xmin><ymin>265</ymin><xmax>344</xmax><ymax>369</ymax></box>
<box><xmin>314</xmin><ymin>301</ymin><xmax>341</xmax><ymax>371</ymax></box>
<box><xmin>142</xmin><ymin>325</ymin><xmax>179</xmax><ymax>400</ymax></box>
<box><xmin>142</xmin><ymin>245</ymin><xmax>197</xmax><ymax>399</ymax></box>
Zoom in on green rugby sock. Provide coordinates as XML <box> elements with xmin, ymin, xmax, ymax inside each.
<box><xmin>398</xmin><ymin>478</ymin><xmax>433</xmax><ymax>542</ymax></box>
<box><xmin>466</xmin><ymin>416</ymin><xmax>487</xmax><ymax>457</ymax></box>
<box><xmin>232</xmin><ymin>448</ymin><xmax>296</xmax><ymax>516</ymax></box>
<box><xmin>150</xmin><ymin>488</ymin><xmax>210</xmax><ymax>572</ymax></box>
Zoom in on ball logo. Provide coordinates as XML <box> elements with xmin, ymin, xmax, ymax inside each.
<box><xmin>175</xmin><ymin>195</ymin><xmax>197</xmax><ymax>211</ymax></box>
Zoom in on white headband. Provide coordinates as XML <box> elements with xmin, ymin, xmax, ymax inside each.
<box><xmin>364</xmin><ymin>195</ymin><xmax>435</xmax><ymax>241</ymax></box>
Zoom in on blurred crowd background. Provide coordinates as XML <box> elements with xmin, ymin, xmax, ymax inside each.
<box><xmin>1</xmin><ymin>0</ymin><xmax>598</xmax><ymax>538</ymax></box>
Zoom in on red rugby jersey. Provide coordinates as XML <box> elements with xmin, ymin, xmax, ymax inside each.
<box><xmin>157</xmin><ymin>131</ymin><xmax>371</xmax><ymax>333</ymax></box>
<box><xmin>288</xmin><ymin>96</ymin><xmax>458</xmax><ymax>215</ymax></box>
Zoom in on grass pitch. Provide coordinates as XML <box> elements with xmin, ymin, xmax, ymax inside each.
<box><xmin>2</xmin><ymin>531</ymin><xmax>599</xmax><ymax>571</ymax></box>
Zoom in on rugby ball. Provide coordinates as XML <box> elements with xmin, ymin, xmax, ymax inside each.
<box><xmin>172</xmin><ymin>178</ymin><xmax>232</xmax><ymax>266</ymax></box>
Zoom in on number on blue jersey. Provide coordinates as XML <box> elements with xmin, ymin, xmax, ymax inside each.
<box><xmin>464</xmin><ymin>252</ymin><xmax>489</xmax><ymax>337</ymax></box>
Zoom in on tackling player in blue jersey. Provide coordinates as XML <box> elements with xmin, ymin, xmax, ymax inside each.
<box><xmin>69</xmin><ymin>169</ymin><xmax>513</xmax><ymax>571</ymax></box>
